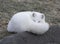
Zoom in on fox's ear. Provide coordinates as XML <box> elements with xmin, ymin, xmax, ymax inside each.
<box><xmin>32</xmin><ymin>13</ymin><xmax>36</xmax><ymax>17</ymax></box>
<box><xmin>41</xmin><ymin>15</ymin><xmax>44</xmax><ymax>19</ymax></box>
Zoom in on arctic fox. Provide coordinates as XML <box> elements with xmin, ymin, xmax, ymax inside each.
<box><xmin>7</xmin><ymin>11</ymin><xmax>49</xmax><ymax>34</ymax></box>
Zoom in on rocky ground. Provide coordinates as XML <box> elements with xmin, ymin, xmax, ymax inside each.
<box><xmin>0</xmin><ymin>0</ymin><xmax>60</xmax><ymax>40</ymax></box>
<box><xmin>0</xmin><ymin>25</ymin><xmax>60</xmax><ymax>44</ymax></box>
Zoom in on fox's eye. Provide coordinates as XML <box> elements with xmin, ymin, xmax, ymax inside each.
<box><xmin>33</xmin><ymin>20</ymin><xmax>36</xmax><ymax>22</ymax></box>
<box><xmin>38</xmin><ymin>21</ymin><xmax>40</xmax><ymax>23</ymax></box>
<box><xmin>41</xmin><ymin>15</ymin><xmax>44</xmax><ymax>19</ymax></box>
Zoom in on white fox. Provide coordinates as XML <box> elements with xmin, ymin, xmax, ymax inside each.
<box><xmin>7</xmin><ymin>11</ymin><xmax>49</xmax><ymax>34</ymax></box>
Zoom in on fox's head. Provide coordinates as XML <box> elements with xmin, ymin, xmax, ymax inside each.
<box><xmin>31</xmin><ymin>12</ymin><xmax>45</xmax><ymax>23</ymax></box>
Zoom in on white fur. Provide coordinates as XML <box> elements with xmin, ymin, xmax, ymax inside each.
<box><xmin>7</xmin><ymin>11</ymin><xmax>49</xmax><ymax>34</ymax></box>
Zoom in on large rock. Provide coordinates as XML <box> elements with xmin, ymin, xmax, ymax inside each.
<box><xmin>0</xmin><ymin>25</ymin><xmax>60</xmax><ymax>44</ymax></box>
